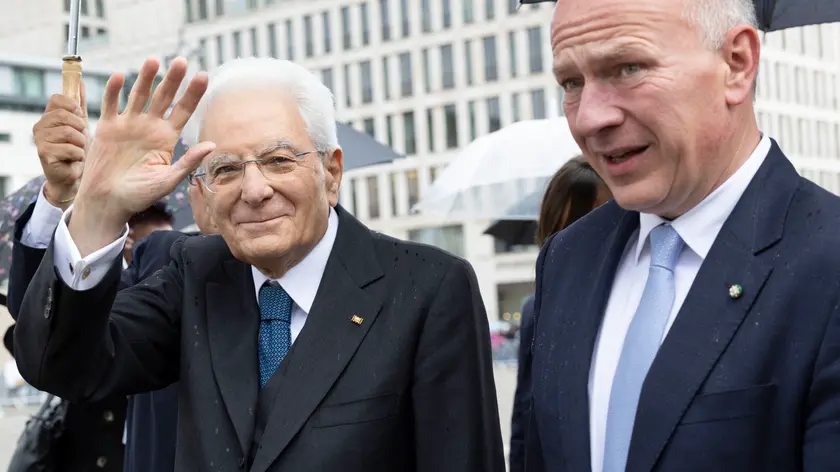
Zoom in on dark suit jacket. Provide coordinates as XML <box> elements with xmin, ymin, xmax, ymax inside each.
<box><xmin>509</xmin><ymin>294</ymin><xmax>535</xmax><ymax>472</ymax></box>
<box><xmin>525</xmin><ymin>141</ymin><xmax>840</xmax><ymax>472</ymax></box>
<box><xmin>13</xmin><ymin>205</ymin><xmax>505</xmax><ymax>472</ymax></box>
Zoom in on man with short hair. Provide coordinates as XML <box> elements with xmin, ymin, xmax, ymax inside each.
<box><xmin>13</xmin><ymin>56</ymin><xmax>505</xmax><ymax>472</ymax></box>
<box><xmin>525</xmin><ymin>0</ymin><xmax>840</xmax><ymax>471</ymax></box>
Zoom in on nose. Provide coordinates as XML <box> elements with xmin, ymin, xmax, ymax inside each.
<box><xmin>240</xmin><ymin>163</ymin><xmax>274</xmax><ymax>205</ymax></box>
<box><xmin>571</xmin><ymin>81</ymin><xmax>625</xmax><ymax>138</ymax></box>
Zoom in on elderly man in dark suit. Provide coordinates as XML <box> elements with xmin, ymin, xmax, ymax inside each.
<box><xmin>524</xmin><ymin>0</ymin><xmax>840</xmax><ymax>471</ymax></box>
<box><xmin>12</xmin><ymin>56</ymin><xmax>505</xmax><ymax>472</ymax></box>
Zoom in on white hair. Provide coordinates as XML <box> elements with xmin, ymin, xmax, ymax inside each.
<box><xmin>183</xmin><ymin>57</ymin><xmax>339</xmax><ymax>154</ymax></box>
<box><xmin>683</xmin><ymin>0</ymin><xmax>758</xmax><ymax>49</ymax></box>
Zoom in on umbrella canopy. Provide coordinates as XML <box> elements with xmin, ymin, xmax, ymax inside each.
<box><xmin>413</xmin><ymin>117</ymin><xmax>580</xmax><ymax>220</ymax></box>
<box><xmin>483</xmin><ymin>190</ymin><xmax>544</xmax><ymax>246</ymax></box>
<box><xmin>518</xmin><ymin>0</ymin><xmax>840</xmax><ymax>31</ymax></box>
<box><xmin>337</xmin><ymin>123</ymin><xmax>402</xmax><ymax>169</ymax></box>
<box><xmin>0</xmin><ymin>176</ymin><xmax>46</xmax><ymax>284</ymax></box>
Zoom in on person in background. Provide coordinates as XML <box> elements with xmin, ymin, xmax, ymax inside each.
<box><xmin>508</xmin><ymin>156</ymin><xmax>611</xmax><ymax>472</ymax></box>
<box><xmin>124</xmin><ymin>201</ymin><xmax>175</xmax><ymax>265</ymax></box>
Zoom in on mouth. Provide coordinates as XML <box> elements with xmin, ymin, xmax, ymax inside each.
<box><xmin>603</xmin><ymin>145</ymin><xmax>649</xmax><ymax>164</ymax></box>
<box><xmin>240</xmin><ymin>216</ymin><xmax>284</xmax><ymax>227</ymax></box>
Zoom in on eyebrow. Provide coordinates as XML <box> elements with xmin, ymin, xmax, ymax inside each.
<box><xmin>207</xmin><ymin>139</ymin><xmax>299</xmax><ymax>167</ymax></box>
<box><xmin>553</xmin><ymin>44</ymin><xmax>650</xmax><ymax>77</ymax></box>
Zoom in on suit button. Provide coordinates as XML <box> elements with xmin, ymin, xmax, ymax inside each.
<box><xmin>103</xmin><ymin>410</ymin><xmax>114</xmax><ymax>422</ymax></box>
<box><xmin>96</xmin><ymin>456</ymin><xmax>107</xmax><ymax>468</ymax></box>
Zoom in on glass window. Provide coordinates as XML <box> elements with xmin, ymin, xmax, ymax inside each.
<box><xmin>382</xmin><ymin>56</ymin><xmax>391</xmax><ymax>100</ymax></box>
<box><xmin>81</xmin><ymin>0</ymin><xmax>88</xmax><ymax>15</ymax></box>
<box><xmin>341</xmin><ymin>7</ymin><xmax>352</xmax><ymax>50</ymax></box>
<box><xmin>464</xmin><ymin>40</ymin><xmax>474</xmax><ymax>85</ymax></box>
<box><xmin>13</xmin><ymin>68</ymin><xmax>45</xmax><ymax>99</ymax></box>
<box><xmin>386</xmin><ymin>114</ymin><xmax>394</xmax><ymax>147</ymax></box>
<box><xmin>487</xmin><ymin>96</ymin><xmax>501</xmax><ymax>132</ymax></box>
<box><xmin>366</xmin><ymin>176</ymin><xmax>380</xmax><ymax>218</ymax></box>
<box><xmin>468</xmin><ymin>100</ymin><xmax>477</xmax><ymax>141</ymax></box>
<box><xmin>360</xmin><ymin>60</ymin><xmax>373</xmax><ymax>104</ymax></box>
<box><xmin>197</xmin><ymin>38</ymin><xmax>207</xmax><ymax>70</ymax></box>
<box><xmin>463</xmin><ymin>0</ymin><xmax>474</xmax><ymax>24</ymax></box>
<box><xmin>213</xmin><ymin>0</ymin><xmax>222</xmax><ymax>17</ymax></box>
<box><xmin>507</xmin><ymin>0</ymin><xmax>518</xmax><ymax>14</ymax></box>
<box><xmin>422</xmin><ymin>48</ymin><xmax>432</xmax><ymax>93</ymax></box>
<box><xmin>557</xmin><ymin>86</ymin><xmax>565</xmax><ymax>116</ymax></box>
<box><xmin>401</xmin><ymin>0</ymin><xmax>411</xmax><ymax>36</ymax></box>
<box><xmin>399</xmin><ymin>52</ymin><xmax>413</xmax><ymax>97</ymax></box>
<box><xmin>531</xmin><ymin>88</ymin><xmax>546</xmax><ymax>119</ymax></box>
<box><xmin>485</xmin><ymin>0</ymin><xmax>495</xmax><ymax>20</ymax></box>
<box><xmin>304</xmin><ymin>15</ymin><xmax>314</xmax><ymax>57</ymax></box>
<box><xmin>249</xmin><ymin>27</ymin><xmax>258</xmax><ymax>56</ymax></box>
<box><xmin>421</xmin><ymin>0</ymin><xmax>432</xmax><ymax>32</ymax></box>
<box><xmin>440</xmin><ymin>44</ymin><xmax>455</xmax><ymax>89</ymax></box>
<box><xmin>511</xmin><ymin>92</ymin><xmax>520</xmax><ymax>122</ymax></box>
<box><xmin>267</xmin><ymin>24</ymin><xmax>277</xmax><ymax>58</ymax></box>
<box><xmin>322</xmin><ymin>11</ymin><xmax>332</xmax><ymax>54</ymax></box>
<box><xmin>508</xmin><ymin>31</ymin><xmax>517</xmax><ymax>78</ymax></box>
<box><xmin>444</xmin><ymin>103</ymin><xmax>458</xmax><ymax>148</ymax></box>
<box><xmin>407</xmin><ymin>225</ymin><xmax>465</xmax><ymax>257</ymax></box>
<box><xmin>527</xmin><ymin>26</ymin><xmax>543</xmax><ymax>74</ymax></box>
<box><xmin>442</xmin><ymin>0</ymin><xmax>452</xmax><ymax>28</ymax></box>
<box><xmin>363</xmin><ymin>117</ymin><xmax>376</xmax><ymax>137</ymax></box>
<box><xmin>343</xmin><ymin>64</ymin><xmax>352</xmax><ymax>108</ymax></box>
<box><xmin>360</xmin><ymin>3</ymin><xmax>370</xmax><ymax>45</ymax></box>
<box><xmin>426</xmin><ymin>108</ymin><xmax>436</xmax><ymax>152</ymax></box>
<box><xmin>381</xmin><ymin>0</ymin><xmax>392</xmax><ymax>41</ymax></box>
<box><xmin>215</xmin><ymin>34</ymin><xmax>224</xmax><ymax>65</ymax></box>
<box><xmin>483</xmin><ymin>35</ymin><xmax>498</xmax><ymax>82</ymax></box>
<box><xmin>403</xmin><ymin>111</ymin><xmax>417</xmax><ymax>155</ymax></box>
<box><xmin>0</xmin><ymin>133</ymin><xmax>10</xmax><ymax>143</ymax></box>
<box><xmin>321</xmin><ymin>67</ymin><xmax>334</xmax><ymax>91</ymax></box>
<box><xmin>0</xmin><ymin>66</ymin><xmax>13</xmax><ymax>95</ymax></box>
<box><xmin>285</xmin><ymin>19</ymin><xmax>295</xmax><ymax>60</ymax></box>
<box><xmin>406</xmin><ymin>170</ymin><xmax>420</xmax><ymax>208</ymax></box>
<box><xmin>185</xmin><ymin>0</ymin><xmax>193</xmax><ymax>22</ymax></box>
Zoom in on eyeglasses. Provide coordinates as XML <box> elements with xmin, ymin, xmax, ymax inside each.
<box><xmin>189</xmin><ymin>151</ymin><xmax>316</xmax><ymax>193</ymax></box>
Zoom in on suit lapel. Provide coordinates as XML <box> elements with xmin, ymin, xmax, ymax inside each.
<box><xmin>250</xmin><ymin>207</ymin><xmax>384</xmax><ymax>472</ymax></box>
<box><xmin>550</xmin><ymin>208</ymin><xmax>639</xmax><ymax>472</ymax></box>
<box><xmin>207</xmin><ymin>259</ymin><xmax>260</xmax><ymax>455</ymax></box>
<box><xmin>626</xmin><ymin>141</ymin><xmax>797</xmax><ymax>472</ymax></box>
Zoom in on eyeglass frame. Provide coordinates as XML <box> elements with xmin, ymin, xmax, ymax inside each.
<box><xmin>187</xmin><ymin>150</ymin><xmax>319</xmax><ymax>192</ymax></box>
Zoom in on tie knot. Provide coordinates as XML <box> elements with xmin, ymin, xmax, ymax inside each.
<box><xmin>259</xmin><ymin>283</ymin><xmax>292</xmax><ymax>322</ymax></box>
<box><xmin>649</xmin><ymin>224</ymin><xmax>684</xmax><ymax>271</ymax></box>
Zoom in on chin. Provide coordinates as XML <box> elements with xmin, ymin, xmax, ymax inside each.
<box><xmin>611</xmin><ymin>184</ymin><xmax>667</xmax><ymax>214</ymax></box>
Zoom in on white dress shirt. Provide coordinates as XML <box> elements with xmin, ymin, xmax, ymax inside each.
<box><xmin>588</xmin><ymin>134</ymin><xmax>772</xmax><ymax>472</ymax></box>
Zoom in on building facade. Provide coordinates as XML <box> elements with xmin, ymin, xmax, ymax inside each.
<box><xmin>1</xmin><ymin>0</ymin><xmax>839</xmax><ymax>321</ymax></box>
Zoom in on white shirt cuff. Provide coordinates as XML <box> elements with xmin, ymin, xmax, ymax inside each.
<box><xmin>19</xmin><ymin>184</ymin><xmax>64</xmax><ymax>249</ymax></box>
<box><xmin>53</xmin><ymin>206</ymin><xmax>129</xmax><ymax>291</ymax></box>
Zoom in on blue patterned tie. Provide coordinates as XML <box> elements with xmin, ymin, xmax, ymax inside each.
<box><xmin>258</xmin><ymin>282</ymin><xmax>293</xmax><ymax>388</ymax></box>
<box><xmin>602</xmin><ymin>224</ymin><xmax>684</xmax><ymax>472</ymax></box>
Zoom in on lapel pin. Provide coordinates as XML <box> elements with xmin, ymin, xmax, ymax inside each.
<box><xmin>350</xmin><ymin>315</ymin><xmax>364</xmax><ymax>325</ymax></box>
<box><xmin>728</xmin><ymin>284</ymin><xmax>743</xmax><ymax>299</ymax></box>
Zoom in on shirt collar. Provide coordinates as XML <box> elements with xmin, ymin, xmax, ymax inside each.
<box><xmin>251</xmin><ymin>207</ymin><xmax>339</xmax><ymax>314</ymax></box>
<box><xmin>635</xmin><ymin>133</ymin><xmax>772</xmax><ymax>263</ymax></box>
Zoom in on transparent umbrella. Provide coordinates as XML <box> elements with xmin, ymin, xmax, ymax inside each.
<box><xmin>412</xmin><ymin>117</ymin><xmax>581</xmax><ymax>220</ymax></box>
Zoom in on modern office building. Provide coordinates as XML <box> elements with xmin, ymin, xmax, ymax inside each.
<box><xmin>1</xmin><ymin>0</ymin><xmax>839</xmax><ymax>321</ymax></box>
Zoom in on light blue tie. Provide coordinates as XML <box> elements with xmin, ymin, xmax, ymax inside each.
<box><xmin>602</xmin><ymin>224</ymin><xmax>684</xmax><ymax>472</ymax></box>
<box><xmin>258</xmin><ymin>282</ymin><xmax>293</xmax><ymax>388</ymax></box>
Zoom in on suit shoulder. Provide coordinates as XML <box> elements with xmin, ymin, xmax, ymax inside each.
<box><xmin>545</xmin><ymin>200</ymin><xmax>627</xmax><ymax>251</ymax></box>
<box><xmin>368</xmin><ymin>229</ymin><xmax>471</xmax><ymax>271</ymax></box>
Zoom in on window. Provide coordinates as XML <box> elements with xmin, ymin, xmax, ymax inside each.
<box><xmin>380</xmin><ymin>0</ymin><xmax>392</xmax><ymax>41</ymax></box>
<box><xmin>342</xmin><ymin>7</ymin><xmax>352</xmax><ymax>50</ymax></box>
<box><xmin>487</xmin><ymin>96</ymin><xmax>501</xmax><ymax>132</ymax></box>
<box><xmin>304</xmin><ymin>15</ymin><xmax>314</xmax><ymax>57</ymax></box>
<box><xmin>399</xmin><ymin>52</ymin><xmax>413</xmax><ymax>97</ymax></box>
<box><xmin>285</xmin><ymin>19</ymin><xmax>295</xmax><ymax>60</ymax></box>
<box><xmin>463</xmin><ymin>0</ymin><xmax>474</xmax><ymax>23</ymax></box>
<box><xmin>485</xmin><ymin>0</ymin><xmax>495</xmax><ymax>20</ymax></box>
<box><xmin>422</xmin><ymin>49</ymin><xmax>432</xmax><ymax>93</ymax></box>
<box><xmin>400</xmin><ymin>0</ymin><xmax>411</xmax><ymax>36</ymax></box>
<box><xmin>386</xmin><ymin>115</ymin><xmax>395</xmax><ymax>147</ymax></box>
<box><xmin>468</xmin><ymin>100</ymin><xmax>477</xmax><ymax>141</ymax></box>
<box><xmin>250</xmin><ymin>27</ymin><xmax>258</xmax><ymax>56</ymax></box>
<box><xmin>426</xmin><ymin>108</ymin><xmax>436</xmax><ymax>152</ymax></box>
<box><xmin>444</xmin><ymin>103</ymin><xmax>458</xmax><ymax>148</ymax></box>
<box><xmin>511</xmin><ymin>92</ymin><xmax>521</xmax><ymax>122</ymax></box>
<box><xmin>557</xmin><ymin>86</ymin><xmax>565</xmax><ymax>116</ymax></box>
<box><xmin>0</xmin><ymin>176</ymin><xmax>7</xmax><ymax>199</ymax></box>
<box><xmin>508</xmin><ymin>31</ymin><xmax>518</xmax><ymax>78</ymax></box>
<box><xmin>360</xmin><ymin>2</ymin><xmax>370</xmax><ymax>45</ymax></box>
<box><xmin>366</xmin><ymin>176</ymin><xmax>380</xmax><ymax>218</ymax></box>
<box><xmin>527</xmin><ymin>26</ymin><xmax>543</xmax><ymax>74</ymax></box>
<box><xmin>213</xmin><ymin>0</ymin><xmax>222</xmax><ymax>17</ymax></box>
<box><xmin>185</xmin><ymin>0</ymin><xmax>193</xmax><ymax>22</ymax></box>
<box><xmin>407</xmin><ymin>225</ymin><xmax>465</xmax><ymax>257</ymax></box>
<box><xmin>13</xmin><ymin>68</ymin><xmax>45</xmax><ymax>98</ymax></box>
<box><xmin>215</xmin><ymin>34</ymin><xmax>224</xmax><ymax>65</ymax></box>
<box><xmin>81</xmin><ymin>0</ymin><xmax>88</xmax><ymax>15</ymax></box>
<box><xmin>65</xmin><ymin>0</ymin><xmax>71</xmax><ymax>12</ymax></box>
<box><xmin>464</xmin><ymin>40</ymin><xmax>474</xmax><ymax>85</ymax></box>
<box><xmin>530</xmin><ymin>88</ymin><xmax>546</xmax><ymax>119</ymax></box>
<box><xmin>0</xmin><ymin>133</ymin><xmax>10</xmax><ymax>142</ymax></box>
<box><xmin>363</xmin><ymin>117</ymin><xmax>376</xmax><ymax>137</ymax></box>
<box><xmin>507</xmin><ymin>0</ymin><xmax>518</xmax><ymax>14</ymax></box>
<box><xmin>422</xmin><ymin>0</ymin><xmax>432</xmax><ymax>32</ymax></box>
<box><xmin>360</xmin><ymin>60</ymin><xmax>373</xmax><ymax>104</ymax></box>
<box><xmin>430</xmin><ymin>166</ymin><xmax>440</xmax><ymax>183</ymax></box>
<box><xmin>267</xmin><ymin>24</ymin><xmax>278</xmax><ymax>58</ymax></box>
<box><xmin>81</xmin><ymin>26</ymin><xmax>90</xmax><ymax>39</ymax></box>
<box><xmin>440</xmin><ymin>44</ymin><xmax>455</xmax><ymax>89</ymax></box>
<box><xmin>198</xmin><ymin>38</ymin><xmax>207</xmax><ymax>70</ymax></box>
<box><xmin>442</xmin><ymin>0</ymin><xmax>452</xmax><ymax>28</ymax></box>
<box><xmin>483</xmin><ymin>35</ymin><xmax>498</xmax><ymax>82</ymax></box>
<box><xmin>343</xmin><ymin>64</ymin><xmax>352</xmax><ymax>107</ymax></box>
<box><xmin>406</xmin><ymin>170</ymin><xmax>420</xmax><ymax>208</ymax></box>
<box><xmin>232</xmin><ymin>31</ymin><xmax>242</xmax><ymax>58</ymax></box>
<box><xmin>390</xmin><ymin>173</ymin><xmax>400</xmax><ymax>216</ymax></box>
<box><xmin>322</xmin><ymin>11</ymin><xmax>332</xmax><ymax>54</ymax></box>
<box><xmin>382</xmin><ymin>56</ymin><xmax>391</xmax><ymax>100</ymax></box>
<box><xmin>403</xmin><ymin>111</ymin><xmax>417</xmax><ymax>155</ymax></box>
<box><xmin>321</xmin><ymin>68</ymin><xmax>334</xmax><ymax>91</ymax></box>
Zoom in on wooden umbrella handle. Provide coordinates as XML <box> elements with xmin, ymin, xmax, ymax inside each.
<box><xmin>62</xmin><ymin>55</ymin><xmax>82</xmax><ymax>103</ymax></box>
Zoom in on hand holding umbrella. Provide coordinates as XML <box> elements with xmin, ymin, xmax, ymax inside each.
<box><xmin>63</xmin><ymin>0</ymin><xmax>83</xmax><ymax>103</ymax></box>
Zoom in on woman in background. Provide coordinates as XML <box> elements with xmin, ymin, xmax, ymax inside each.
<box><xmin>508</xmin><ymin>156</ymin><xmax>611</xmax><ymax>472</ymax></box>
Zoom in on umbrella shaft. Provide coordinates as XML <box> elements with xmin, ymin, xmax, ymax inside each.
<box><xmin>67</xmin><ymin>0</ymin><xmax>82</xmax><ymax>56</ymax></box>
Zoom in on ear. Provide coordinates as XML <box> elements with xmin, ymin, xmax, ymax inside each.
<box><xmin>323</xmin><ymin>148</ymin><xmax>344</xmax><ymax>207</ymax></box>
<box><xmin>721</xmin><ymin>25</ymin><xmax>761</xmax><ymax>107</ymax></box>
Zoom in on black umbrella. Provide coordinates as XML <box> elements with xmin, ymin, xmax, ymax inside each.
<box><xmin>484</xmin><ymin>190</ymin><xmax>543</xmax><ymax>247</ymax></box>
<box><xmin>519</xmin><ymin>0</ymin><xmax>840</xmax><ymax>31</ymax></box>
